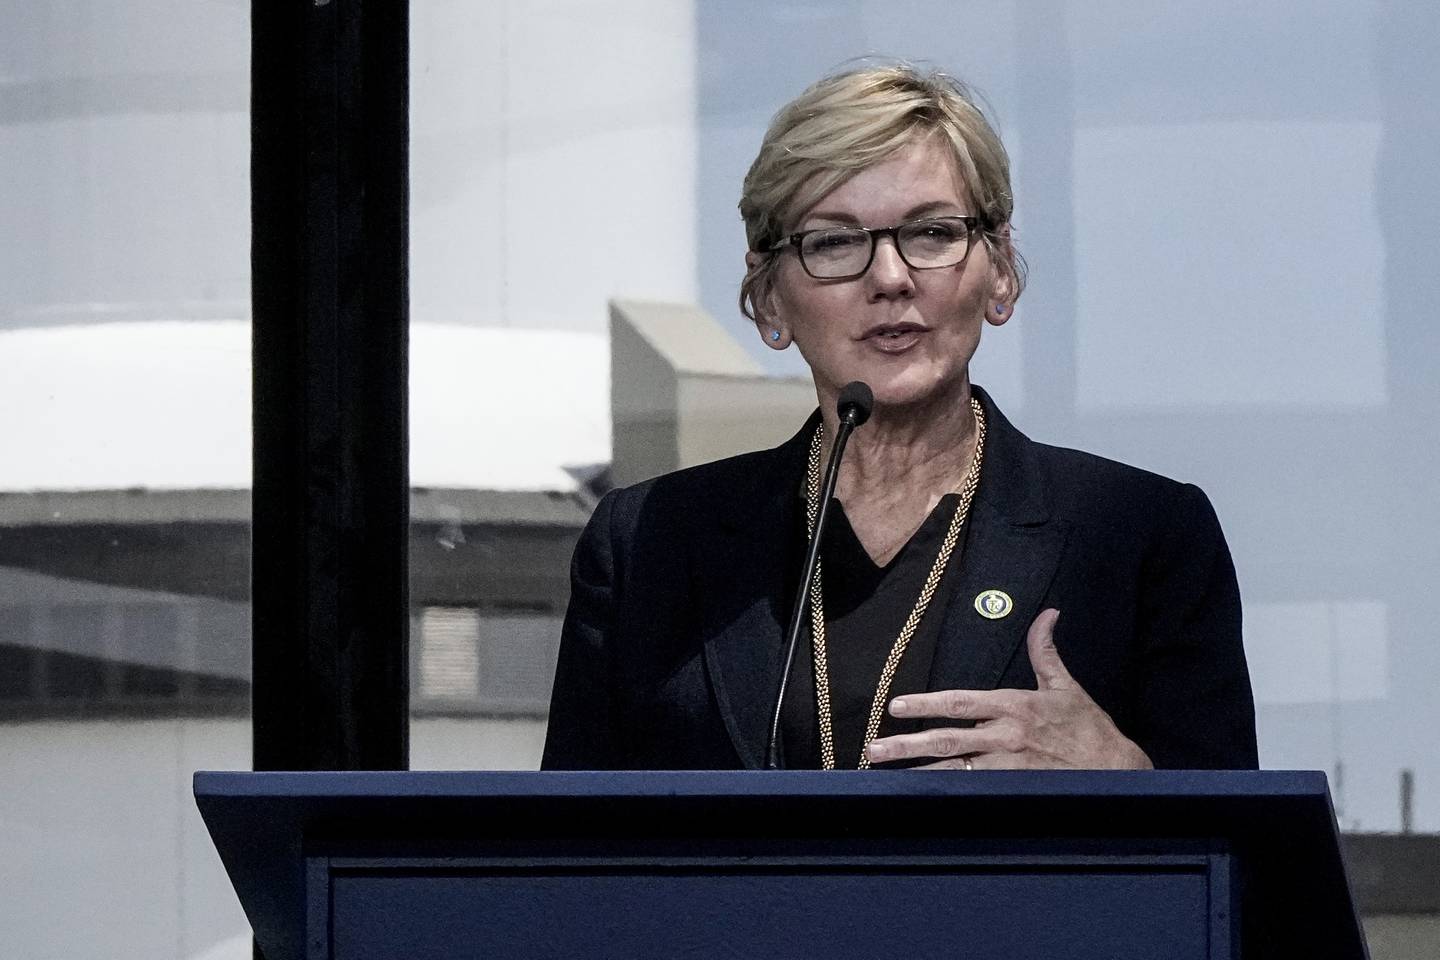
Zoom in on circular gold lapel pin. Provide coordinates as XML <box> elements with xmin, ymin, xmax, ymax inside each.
<box><xmin>973</xmin><ymin>589</ymin><xmax>1014</xmax><ymax>620</ymax></box>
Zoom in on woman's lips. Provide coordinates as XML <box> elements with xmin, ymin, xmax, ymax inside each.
<box><xmin>862</xmin><ymin>326</ymin><xmax>926</xmax><ymax>353</ymax></box>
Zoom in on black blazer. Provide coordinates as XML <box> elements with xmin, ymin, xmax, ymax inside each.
<box><xmin>542</xmin><ymin>387</ymin><xmax>1258</xmax><ymax>771</ymax></box>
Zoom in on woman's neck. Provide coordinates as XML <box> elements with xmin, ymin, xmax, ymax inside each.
<box><xmin>821</xmin><ymin>376</ymin><xmax>979</xmax><ymax>507</ymax></box>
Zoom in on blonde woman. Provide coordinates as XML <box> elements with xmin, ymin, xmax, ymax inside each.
<box><xmin>543</xmin><ymin>65</ymin><xmax>1256</xmax><ymax>772</ymax></box>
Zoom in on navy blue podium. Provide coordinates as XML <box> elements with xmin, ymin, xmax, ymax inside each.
<box><xmin>195</xmin><ymin>770</ymin><xmax>1367</xmax><ymax>959</ymax></box>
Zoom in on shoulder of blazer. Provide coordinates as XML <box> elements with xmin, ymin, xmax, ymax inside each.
<box><xmin>1026</xmin><ymin>440</ymin><xmax>1215</xmax><ymax>535</ymax></box>
<box><xmin>600</xmin><ymin>412</ymin><xmax>818</xmax><ymax>541</ymax></box>
<box><xmin>971</xmin><ymin>384</ymin><xmax>1220</xmax><ymax>555</ymax></box>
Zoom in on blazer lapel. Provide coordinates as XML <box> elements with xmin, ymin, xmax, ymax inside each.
<box><xmin>927</xmin><ymin>503</ymin><xmax>1067</xmax><ymax>694</ymax></box>
<box><xmin>927</xmin><ymin>388</ymin><xmax>1068</xmax><ymax>697</ymax></box>
<box><xmin>700</xmin><ymin>416</ymin><xmax>814</xmax><ymax>769</ymax></box>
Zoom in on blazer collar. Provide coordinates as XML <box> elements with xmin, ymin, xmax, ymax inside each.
<box><xmin>708</xmin><ymin>386</ymin><xmax>1049</xmax><ymax>531</ymax></box>
<box><xmin>712</xmin><ymin>387</ymin><xmax>1045</xmax><ymax>526</ymax></box>
<box><xmin>967</xmin><ymin>384</ymin><xmax>1050</xmax><ymax>527</ymax></box>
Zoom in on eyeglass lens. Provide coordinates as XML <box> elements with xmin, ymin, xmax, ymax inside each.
<box><xmin>799</xmin><ymin>217</ymin><xmax>973</xmax><ymax>279</ymax></box>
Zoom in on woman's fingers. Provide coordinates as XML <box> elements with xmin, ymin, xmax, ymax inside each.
<box><xmin>889</xmin><ymin>687</ymin><xmax>1025</xmax><ymax>721</ymax></box>
<box><xmin>879</xmin><ymin>649</ymin><xmax>1152</xmax><ymax>768</ymax></box>
<box><xmin>1026</xmin><ymin>608</ymin><xmax>1075</xmax><ymax>690</ymax></box>
<box><xmin>866</xmin><ymin>722</ymin><xmax>1019</xmax><ymax>763</ymax></box>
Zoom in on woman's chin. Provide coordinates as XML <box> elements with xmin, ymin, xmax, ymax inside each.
<box><xmin>863</xmin><ymin>370</ymin><xmax>968</xmax><ymax>412</ymax></box>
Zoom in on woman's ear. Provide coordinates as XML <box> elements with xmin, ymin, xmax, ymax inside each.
<box><xmin>754</xmin><ymin>290</ymin><xmax>789</xmax><ymax>351</ymax></box>
<box><xmin>985</xmin><ymin>225</ymin><xmax>1019</xmax><ymax>326</ymax></box>
<box><xmin>745</xmin><ymin>251</ymin><xmax>789</xmax><ymax>349</ymax></box>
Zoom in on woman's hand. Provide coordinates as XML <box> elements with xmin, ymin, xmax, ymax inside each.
<box><xmin>864</xmin><ymin>609</ymin><xmax>1153</xmax><ymax>770</ymax></box>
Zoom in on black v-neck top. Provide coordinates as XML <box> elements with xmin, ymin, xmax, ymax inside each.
<box><xmin>779</xmin><ymin>492</ymin><xmax>968</xmax><ymax>769</ymax></box>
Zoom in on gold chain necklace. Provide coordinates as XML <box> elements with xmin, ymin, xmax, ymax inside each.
<box><xmin>805</xmin><ymin>397</ymin><xmax>986</xmax><ymax>770</ymax></box>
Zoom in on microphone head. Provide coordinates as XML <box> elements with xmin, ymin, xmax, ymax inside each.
<box><xmin>836</xmin><ymin>381</ymin><xmax>874</xmax><ymax>427</ymax></box>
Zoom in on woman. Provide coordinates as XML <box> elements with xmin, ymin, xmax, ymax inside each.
<box><xmin>542</xmin><ymin>64</ymin><xmax>1257</xmax><ymax>771</ymax></box>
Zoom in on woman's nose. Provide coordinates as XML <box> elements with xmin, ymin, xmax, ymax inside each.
<box><xmin>866</xmin><ymin>237</ymin><xmax>914</xmax><ymax>299</ymax></box>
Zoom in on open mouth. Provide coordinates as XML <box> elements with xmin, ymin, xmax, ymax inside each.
<box><xmin>862</xmin><ymin>323</ymin><xmax>926</xmax><ymax>340</ymax></box>
<box><xmin>861</xmin><ymin>324</ymin><xmax>926</xmax><ymax>353</ymax></box>
<box><xmin>861</xmin><ymin>321</ymin><xmax>928</xmax><ymax>346</ymax></box>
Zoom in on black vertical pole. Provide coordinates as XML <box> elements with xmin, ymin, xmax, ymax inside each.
<box><xmin>250</xmin><ymin>0</ymin><xmax>409</xmax><ymax>774</ymax></box>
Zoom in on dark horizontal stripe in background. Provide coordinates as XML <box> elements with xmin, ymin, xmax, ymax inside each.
<box><xmin>1342</xmin><ymin>834</ymin><xmax>1440</xmax><ymax>914</ymax></box>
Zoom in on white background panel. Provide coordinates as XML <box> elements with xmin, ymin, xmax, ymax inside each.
<box><xmin>1074</xmin><ymin>120</ymin><xmax>1387</xmax><ymax>410</ymax></box>
<box><xmin>1244</xmin><ymin>600</ymin><xmax>1387</xmax><ymax>705</ymax></box>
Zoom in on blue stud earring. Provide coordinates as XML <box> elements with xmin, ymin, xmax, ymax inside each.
<box><xmin>770</xmin><ymin>330</ymin><xmax>782</xmax><ymax>342</ymax></box>
<box><xmin>994</xmin><ymin>303</ymin><xmax>1008</xmax><ymax>316</ymax></box>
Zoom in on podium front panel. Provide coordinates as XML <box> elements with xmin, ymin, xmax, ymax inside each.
<box><xmin>324</xmin><ymin>851</ymin><xmax>1228</xmax><ymax>960</ymax></box>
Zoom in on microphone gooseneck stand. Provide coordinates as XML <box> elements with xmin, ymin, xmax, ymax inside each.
<box><xmin>764</xmin><ymin>381</ymin><xmax>873</xmax><ymax>770</ymax></box>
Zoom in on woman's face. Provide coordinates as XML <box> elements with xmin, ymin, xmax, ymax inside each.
<box><xmin>758</xmin><ymin>137</ymin><xmax>1011</xmax><ymax>411</ymax></box>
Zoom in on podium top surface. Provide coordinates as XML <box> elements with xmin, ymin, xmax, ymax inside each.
<box><xmin>197</xmin><ymin>767</ymin><xmax>1326</xmax><ymax>800</ymax></box>
<box><xmin>196</xmin><ymin>769</ymin><xmax>1340</xmax><ymax>845</ymax></box>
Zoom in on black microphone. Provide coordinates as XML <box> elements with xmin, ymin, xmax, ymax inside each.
<box><xmin>764</xmin><ymin>381</ymin><xmax>874</xmax><ymax>769</ymax></box>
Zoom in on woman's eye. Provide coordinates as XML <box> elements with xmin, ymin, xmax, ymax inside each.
<box><xmin>808</xmin><ymin>231</ymin><xmax>864</xmax><ymax>251</ymax></box>
<box><xmin>915</xmin><ymin>221</ymin><xmax>962</xmax><ymax>240</ymax></box>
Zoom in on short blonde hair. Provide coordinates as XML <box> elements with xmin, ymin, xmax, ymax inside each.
<box><xmin>739</xmin><ymin>63</ymin><xmax>1025</xmax><ymax>323</ymax></box>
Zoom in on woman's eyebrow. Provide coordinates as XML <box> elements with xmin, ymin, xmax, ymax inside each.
<box><xmin>800</xmin><ymin>210</ymin><xmax>863</xmax><ymax>227</ymax></box>
<box><xmin>901</xmin><ymin>200</ymin><xmax>966</xmax><ymax>219</ymax></box>
<box><xmin>800</xmin><ymin>200</ymin><xmax>966</xmax><ymax>228</ymax></box>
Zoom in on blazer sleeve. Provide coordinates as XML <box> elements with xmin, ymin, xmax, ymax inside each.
<box><xmin>541</xmin><ymin>489</ymin><xmax>623</xmax><ymax>770</ymax></box>
<box><xmin>1130</xmin><ymin>483</ymin><xmax>1259</xmax><ymax>770</ymax></box>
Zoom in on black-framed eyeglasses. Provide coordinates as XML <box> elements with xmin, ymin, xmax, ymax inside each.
<box><xmin>763</xmin><ymin>215</ymin><xmax>982</xmax><ymax>280</ymax></box>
